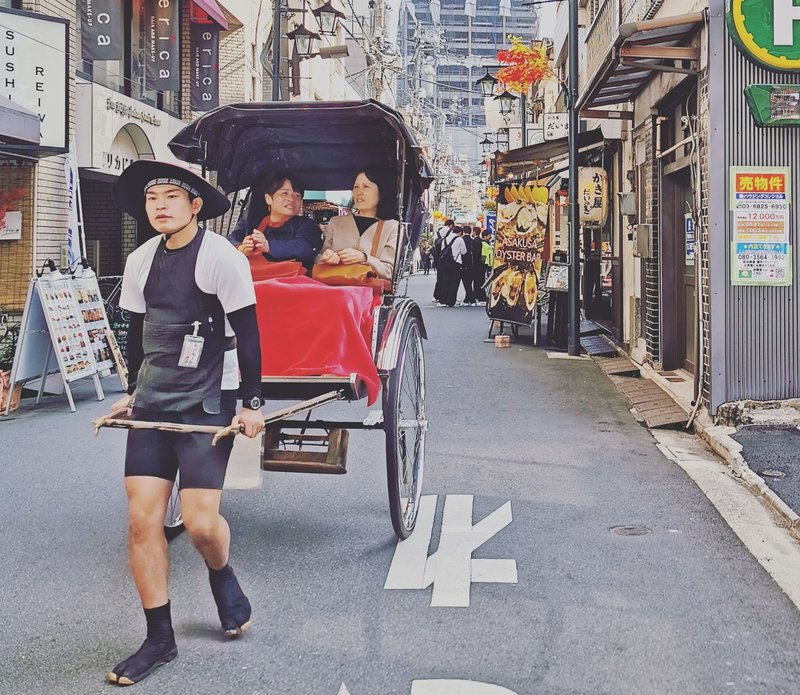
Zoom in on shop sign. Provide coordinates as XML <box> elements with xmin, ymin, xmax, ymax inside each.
<box><xmin>190</xmin><ymin>21</ymin><xmax>220</xmax><ymax>111</ymax></box>
<box><xmin>685</xmin><ymin>214</ymin><xmax>696</xmax><ymax>266</ymax></box>
<box><xmin>77</xmin><ymin>82</ymin><xmax>185</xmax><ymax>173</ymax></box>
<box><xmin>729</xmin><ymin>166</ymin><xmax>793</xmax><ymax>285</ymax></box>
<box><xmin>486</xmin><ymin>211</ymin><xmax>496</xmax><ymax>237</ymax></box>
<box><xmin>0</xmin><ymin>211</ymin><xmax>22</xmax><ymax>241</ymax></box>
<box><xmin>744</xmin><ymin>84</ymin><xmax>800</xmax><ymax>125</ymax></box>
<box><xmin>543</xmin><ymin>112</ymin><xmax>568</xmax><ymax>141</ymax></box>
<box><xmin>105</xmin><ymin>98</ymin><xmax>162</xmax><ymax>126</ymax></box>
<box><xmin>0</xmin><ymin>8</ymin><xmax>68</xmax><ymax>150</ymax></box>
<box><xmin>80</xmin><ymin>0</ymin><xmax>123</xmax><ymax>61</ymax></box>
<box><xmin>579</xmin><ymin>167</ymin><xmax>609</xmax><ymax>225</ymax></box>
<box><xmin>488</xmin><ymin>184</ymin><xmax>549</xmax><ymax>326</ymax></box>
<box><xmin>727</xmin><ymin>0</ymin><xmax>800</xmax><ymax>71</ymax></box>
<box><xmin>145</xmin><ymin>0</ymin><xmax>180</xmax><ymax>92</ymax></box>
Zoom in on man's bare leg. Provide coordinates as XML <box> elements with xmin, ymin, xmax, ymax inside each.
<box><xmin>127</xmin><ymin>477</ymin><xmax>173</xmax><ymax>606</ymax></box>
<box><xmin>180</xmin><ymin>488</ymin><xmax>229</xmax><ymax>569</ymax></box>
<box><xmin>109</xmin><ymin>476</ymin><xmax>177</xmax><ymax>686</ymax></box>
<box><xmin>181</xmin><ymin>488</ymin><xmax>251</xmax><ymax>637</ymax></box>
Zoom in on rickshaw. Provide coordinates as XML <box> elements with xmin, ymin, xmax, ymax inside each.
<box><xmin>97</xmin><ymin>101</ymin><xmax>432</xmax><ymax>540</ymax></box>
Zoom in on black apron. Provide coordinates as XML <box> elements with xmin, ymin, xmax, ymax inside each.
<box><xmin>134</xmin><ymin>229</ymin><xmax>229</xmax><ymax>414</ymax></box>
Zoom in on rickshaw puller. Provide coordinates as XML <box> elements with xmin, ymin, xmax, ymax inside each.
<box><xmin>108</xmin><ymin>160</ymin><xmax>265</xmax><ymax>686</ymax></box>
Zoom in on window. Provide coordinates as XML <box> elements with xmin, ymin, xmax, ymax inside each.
<box><xmin>77</xmin><ymin>0</ymin><xmax>181</xmax><ymax>116</ymax></box>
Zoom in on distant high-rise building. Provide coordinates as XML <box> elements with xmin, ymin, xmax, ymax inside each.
<box><xmin>397</xmin><ymin>0</ymin><xmax>539</xmax><ymax>164</ymax></box>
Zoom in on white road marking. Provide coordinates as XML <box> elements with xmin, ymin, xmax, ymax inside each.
<box><xmin>385</xmin><ymin>494</ymin><xmax>517</xmax><ymax>607</ymax></box>
<box><xmin>340</xmin><ymin>681</ymin><xmax>519</xmax><ymax>694</ymax></box>
<box><xmin>411</xmin><ymin>681</ymin><xmax>519</xmax><ymax>694</ymax></box>
<box><xmin>653</xmin><ymin>430</ymin><xmax>800</xmax><ymax>612</ymax></box>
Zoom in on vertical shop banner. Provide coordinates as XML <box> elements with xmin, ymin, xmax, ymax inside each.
<box><xmin>64</xmin><ymin>137</ymin><xmax>81</xmax><ymax>267</ymax></box>
<box><xmin>80</xmin><ymin>0</ymin><xmax>124</xmax><ymax>61</ymax></box>
<box><xmin>487</xmin><ymin>184</ymin><xmax>549</xmax><ymax>326</ymax></box>
<box><xmin>729</xmin><ymin>166</ymin><xmax>792</xmax><ymax>286</ymax></box>
<box><xmin>145</xmin><ymin>0</ymin><xmax>180</xmax><ymax>92</ymax></box>
<box><xmin>190</xmin><ymin>22</ymin><xmax>220</xmax><ymax>111</ymax></box>
<box><xmin>579</xmin><ymin>167</ymin><xmax>609</xmax><ymax>225</ymax></box>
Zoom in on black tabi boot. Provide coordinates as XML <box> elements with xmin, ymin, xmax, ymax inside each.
<box><xmin>208</xmin><ymin>563</ymin><xmax>252</xmax><ymax>638</ymax></box>
<box><xmin>108</xmin><ymin>602</ymin><xmax>178</xmax><ymax>686</ymax></box>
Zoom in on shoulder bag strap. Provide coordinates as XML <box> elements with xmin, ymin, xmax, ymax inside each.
<box><xmin>369</xmin><ymin>220</ymin><xmax>385</xmax><ymax>258</ymax></box>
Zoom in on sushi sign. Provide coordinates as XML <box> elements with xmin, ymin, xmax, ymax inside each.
<box><xmin>727</xmin><ymin>0</ymin><xmax>800</xmax><ymax>71</ymax></box>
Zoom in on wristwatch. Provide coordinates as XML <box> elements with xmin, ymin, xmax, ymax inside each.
<box><xmin>243</xmin><ymin>395</ymin><xmax>264</xmax><ymax>410</ymax></box>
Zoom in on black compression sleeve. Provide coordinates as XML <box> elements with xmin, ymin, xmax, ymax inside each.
<box><xmin>227</xmin><ymin>304</ymin><xmax>262</xmax><ymax>403</ymax></box>
<box><xmin>126</xmin><ymin>312</ymin><xmax>145</xmax><ymax>396</ymax></box>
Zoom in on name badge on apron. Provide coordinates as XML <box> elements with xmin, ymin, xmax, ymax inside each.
<box><xmin>178</xmin><ymin>321</ymin><xmax>204</xmax><ymax>369</ymax></box>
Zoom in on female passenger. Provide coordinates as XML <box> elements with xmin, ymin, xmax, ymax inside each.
<box><xmin>229</xmin><ymin>170</ymin><xmax>321</xmax><ymax>270</ymax></box>
<box><xmin>316</xmin><ymin>169</ymin><xmax>399</xmax><ymax>280</ymax></box>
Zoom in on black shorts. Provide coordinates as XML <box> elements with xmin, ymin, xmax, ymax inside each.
<box><xmin>124</xmin><ymin>391</ymin><xmax>238</xmax><ymax>490</ymax></box>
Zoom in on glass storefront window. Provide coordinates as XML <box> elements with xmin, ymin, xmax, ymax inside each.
<box><xmin>76</xmin><ymin>0</ymin><xmax>182</xmax><ymax>116</ymax></box>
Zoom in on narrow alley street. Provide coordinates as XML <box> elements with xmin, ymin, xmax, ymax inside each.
<box><xmin>1</xmin><ymin>274</ymin><xmax>799</xmax><ymax>695</ymax></box>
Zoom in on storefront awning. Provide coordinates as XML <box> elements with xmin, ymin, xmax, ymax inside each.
<box><xmin>193</xmin><ymin>0</ymin><xmax>229</xmax><ymax>29</ymax></box>
<box><xmin>492</xmin><ymin>128</ymin><xmax>606</xmax><ymax>183</ymax></box>
<box><xmin>0</xmin><ymin>98</ymin><xmax>40</xmax><ymax>146</ymax></box>
<box><xmin>579</xmin><ymin>12</ymin><xmax>705</xmax><ymax>112</ymax></box>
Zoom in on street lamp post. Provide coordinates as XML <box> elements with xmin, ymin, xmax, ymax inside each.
<box><xmin>271</xmin><ymin>0</ymin><xmax>342</xmax><ymax>101</ymax></box>
<box><xmin>567</xmin><ymin>0</ymin><xmax>580</xmax><ymax>356</ymax></box>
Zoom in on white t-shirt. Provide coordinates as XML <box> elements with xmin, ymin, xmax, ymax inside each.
<box><xmin>120</xmin><ymin>230</ymin><xmax>256</xmax><ymax>390</ymax></box>
<box><xmin>443</xmin><ymin>231</ymin><xmax>467</xmax><ymax>263</ymax></box>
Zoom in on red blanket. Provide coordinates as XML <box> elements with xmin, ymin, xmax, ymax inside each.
<box><xmin>254</xmin><ymin>276</ymin><xmax>381</xmax><ymax>404</ymax></box>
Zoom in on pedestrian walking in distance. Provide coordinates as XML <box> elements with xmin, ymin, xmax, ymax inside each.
<box><xmin>470</xmin><ymin>226</ymin><xmax>487</xmax><ymax>303</ymax></box>
<box><xmin>107</xmin><ymin>161</ymin><xmax>266</xmax><ymax>686</ymax></box>
<box><xmin>457</xmin><ymin>226</ymin><xmax>477</xmax><ymax>305</ymax></box>
<box><xmin>432</xmin><ymin>218</ymin><xmax>454</xmax><ymax>304</ymax></box>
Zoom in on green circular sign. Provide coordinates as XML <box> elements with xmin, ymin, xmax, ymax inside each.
<box><xmin>727</xmin><ymin>0</ymin><xmax>800</xmax><ymax>71</ymax></box>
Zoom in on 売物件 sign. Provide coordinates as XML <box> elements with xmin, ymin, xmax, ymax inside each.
<box><xmin>727</xmin><ymin>0</ymin><xmax>800</xmax><ymax>71</ymax></box>
<box><xmin>730</xmin><ymin>166</ymin><xmax>793</xmax><ymax>286</ymax></box>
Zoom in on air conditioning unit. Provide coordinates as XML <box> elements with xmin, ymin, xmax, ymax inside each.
<box><xmin>632</xmin><ymin>224</ymin><xmax>653</xmax><ymax>258</ymax></box>
<box><xmin>618</xmin><ymin>192</ymin><xmax>636</xmax><ymax>217</ymax></box>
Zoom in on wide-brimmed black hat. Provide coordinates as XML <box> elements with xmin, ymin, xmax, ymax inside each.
<box><xmin>113</xmin><ymin>160</ymin><xmax>230</xmax><ymax>223</ymax></box>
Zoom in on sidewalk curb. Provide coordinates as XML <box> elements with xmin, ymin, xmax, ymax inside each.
<box><xmin>694</xmin><ymin>414</ymin><xmax>800</xmax><ymax>542</ymax></box>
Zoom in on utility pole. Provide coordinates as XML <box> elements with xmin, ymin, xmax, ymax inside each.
<box><xmin>567</xmin><ymin>0</ymin><xmax>580</xmax><ymax>356</ymax></box>
<box><xmin>272</xmin><ymin>0</ymin><xmax>282</xmax><ymax>100</ymax></box>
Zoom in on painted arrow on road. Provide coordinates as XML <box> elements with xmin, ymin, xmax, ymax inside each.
<box><xmin>385</xmin><ymin>495</ymin><xmax>517</xmax><ymax>607</ymax></box>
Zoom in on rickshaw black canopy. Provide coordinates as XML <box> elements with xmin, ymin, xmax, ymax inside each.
<box><xmin>167</xmin><ymin>100</ymin><xmax>433</xmax><ymax>198</ymax></box>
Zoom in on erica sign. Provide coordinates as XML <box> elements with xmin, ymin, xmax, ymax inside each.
<box><xmin>727</xmin><ymin>0</ymin><xmax>800</xmax><ymax>70</ymax></box>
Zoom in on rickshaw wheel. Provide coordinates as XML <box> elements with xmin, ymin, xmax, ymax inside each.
<box><xmin>164</xmin><ymin>477</ymin><xmax>184</xmax><ymax>540</ymax></box>
<box><xmin>384</xmin><ymin>314</ymin><xmax>426</xmax><ymax>540</ymax></box>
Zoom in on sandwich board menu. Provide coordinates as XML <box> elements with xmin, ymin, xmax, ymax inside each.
<box><xmin>4</xmin><ymin>269</ymin><xmax>118</xmax><ymax>414</ymax></box>
<box><xmin>73</xmin><ymin>274</ymin><xmax>116</xmax><ymax>371</ymax></box>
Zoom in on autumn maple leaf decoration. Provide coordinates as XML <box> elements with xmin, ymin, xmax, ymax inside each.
<box><xmin>496</xmin><ymin>36</ymin><xmax>551</xmax><ymax>94</ymax></box>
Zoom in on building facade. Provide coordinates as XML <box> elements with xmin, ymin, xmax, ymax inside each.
<box><xmin>0</xmin><ymin>0</ymin><xmax>355</xmax><ymax>330</ymax></box>
<box><xmin>396</xmin><ymin>0</ymin><xmax>540</xmax><ymax>166</ymax></box>
<box><xmin>544</xmin><ymin>0</ymin><xmax>800</xmax><ymax>415</ymax></box>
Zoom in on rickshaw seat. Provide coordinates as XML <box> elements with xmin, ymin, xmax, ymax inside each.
<box><xmin>261</xmin><ymin>374</ymin><xmax>367</xmax><ymax>402</ymax></box>
<box><xmin>255</xmin><ymin>277</ymin><xmax>381</xmax><ymax>404</ymax></box>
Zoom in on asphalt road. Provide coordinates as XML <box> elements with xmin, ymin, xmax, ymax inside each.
<box><xmin>1</xmin><ymin>274</ymin><xmax>799</xmax><ymax>695</ymax></box>
<box><xmin>734</xmin><ymin>426</ymin><xmax>800</xmax><ymax>518</ymax></box>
